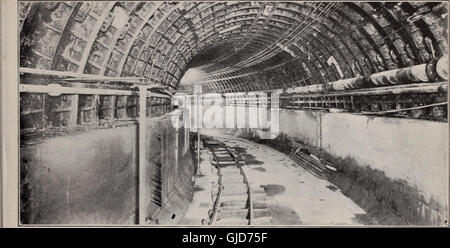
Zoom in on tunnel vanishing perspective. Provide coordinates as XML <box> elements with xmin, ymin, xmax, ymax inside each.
<box><xmin>17</xmin><ymin>1</ymin><xmax>449</xmax><ymax>226</ymax></box>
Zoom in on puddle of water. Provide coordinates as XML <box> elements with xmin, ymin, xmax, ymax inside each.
<box><xmin>252</xmin><ymin>167</ymin><xmax>266</xmax><ymax>172</ymax></box>
<box><xmin>243</xmin><ymin>154</ymin><xmax>264</xmax><ymax>165</ymax></box>
<box><xmin>260</xmin><ymin>184</ymin><xmax>286</xmax><ymax>196</ymax></box>
<box><xmin>228</xmin><ymin>146</ymin><xmax>264</xmax><ymax>165</ymax></box>
<box><xmin>199</xmin><ymin>203</ymin><xmax>209</xmax><ymax>208</ymax></box>
<box><xmin>230</xmin><ymin>146</ymin><xmax>247</xmax><ymax>153</ymax></box>
<box><xmin>267</xmin><ymin>204</ymin><xmax>302</xmax><ymax>225</ymax></box>
<box><xmin>194</xmin><ymin>185</ymin><xmax>204</xmax><ymax>192</ymax></box>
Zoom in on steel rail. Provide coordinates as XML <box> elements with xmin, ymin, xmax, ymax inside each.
<box><xmin>208</xmin><ymin>147</ymin><xmax>223</xmax><ymax>225</ymax></box>
<box><xmin>205</xmin><ymin>136</ymin><xmax>253</xmax><ymax>225</ymax></box>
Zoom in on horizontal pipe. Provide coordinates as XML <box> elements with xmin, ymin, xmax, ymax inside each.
<box><xmin>19</xmin><ymin>84</ymin><xmax>171</xmax><ymax>98</ymax></box>
<box><xmin>180</xmin><ymin>82</ymin><xmax>447</xmax><ymax>103</ymax></box>
<box><xmin>287</xmin><ymin>82</ymin><xmax>447</xmax><ymax>97</ymax></box>
<box><xmin>286</xmin><ymin>84</ymin><xmax>323</xmax><ymax>94</ymax></box>
<box><xmin>285</xmin><ymin>56</ymin><xmax>448</xmax><ymax>95</ymax></box>
<box><xmin>369</xmin><ymin>63</ymin><xmax>428</xmax><ymax>86</ymax></box>
<box><xmin>325</xmin><ymin>76</ymin><xmax>367</xmax><ymax>91</ymax></box>
<box><xmin>20</xmin><ymin>67</ymin><xmax>148</xmax><ymax>84</ymax></box>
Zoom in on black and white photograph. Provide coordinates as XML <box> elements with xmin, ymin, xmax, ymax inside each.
<box><xmin>2</xmin><ymin>0</ymin><xmax>448</xmax><ymax>227</ymax></box>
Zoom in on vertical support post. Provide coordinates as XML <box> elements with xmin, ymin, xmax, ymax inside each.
<box><xmin>194</xmin><ymin>84</ymin><xmax>202</xmax><ymax>176</ymax></box>
<box><xmin>197</xmin><ymin>131</ymin><xmax>201</xmax><ymax>176</ymax></box>
<box><xmin>138</xmin><ymin>85</ymin><xmax>147</xmax><ymax>225</ymax></box>
<box><xmin>317</xmin><ymin>112</ymin><xmax>322</xmax><ymax>150</ymax></box>
<box><xmin>186</xmin><ymin>127</ymin><xmax>190</xmax><ymax>155</ymax></box>
<box><xmin>175</xmin><ymin>127</ymin><xmax>179</xmax><ymax>170</ymax></box>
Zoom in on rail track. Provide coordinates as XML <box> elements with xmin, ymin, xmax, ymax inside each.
<box><xmin>202</xmin><ymin>136</ymin><xmax>271</xmax><ymax>225</ymax></box>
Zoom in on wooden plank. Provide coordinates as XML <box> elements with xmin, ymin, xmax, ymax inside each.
<box><xmin>20</xmin><ymin>67</ymin><xmax>146</xmax><ymax>84</ymax></box>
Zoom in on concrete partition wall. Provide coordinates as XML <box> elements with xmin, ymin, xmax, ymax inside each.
<box><xmin>279</xmin><ymin>109</ymin><xmax>319</xmax><ymax>146</ymax></box>
<box><xmin>155</xmin><ymin>123</ymin><xmax>195</xmax><ymax>223</ymax></box>
<box><xmin>20</xmin><ymin>112</ymin><xmax>195</xmax><ymax>224</ymax></box>
<box><xmin>20</xmin><ymin>126</ymin><xmax>139</xmax><ymax>224</ymax></box>
<box><xmin>147</xmin><ymin>118</ymin><xmax>195</xmax><ymax>224</ymax></box>
<box><xmin>321</xmin><ymin>113</ymin><xmax>448</xmax><ymax>205</ymax></box>
<box><xmin>277</xmin><ymin>108</ymin><xmax>448</xmax><ymax>211</ymax></box>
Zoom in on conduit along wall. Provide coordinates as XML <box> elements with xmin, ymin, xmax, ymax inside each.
<box><xmin>280</xmin><ymin>56</ymin><xmax>448</xmax><ymax>121</ymax></box>
<box><xmin>19</xmin><ymin>68</ymin><xmax>195</xmax><ymax>224</ymax></box>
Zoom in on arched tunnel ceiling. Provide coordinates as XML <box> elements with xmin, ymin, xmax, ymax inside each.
<box><xmin>20</xmin><ymin>1</ymin><xmax>448</xmax><ymax>93</ymax></box>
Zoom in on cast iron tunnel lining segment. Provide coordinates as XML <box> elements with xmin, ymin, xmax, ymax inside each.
<box><xmin>19</xmin><ymin>1</ymin><xmax>448</xmax><ymax>94</ymax></box>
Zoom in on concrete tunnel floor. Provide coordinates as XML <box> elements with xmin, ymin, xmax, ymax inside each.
<box><xmin>180</xmin><ymin>129</ymin><xmax>367</xmax><ymax>226</ymax></box>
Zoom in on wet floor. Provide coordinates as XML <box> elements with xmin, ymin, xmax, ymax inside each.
<box><xmin>180</xmin><ymin>129</ymin><xmax>366</xmax><ymax>226</ymax></box>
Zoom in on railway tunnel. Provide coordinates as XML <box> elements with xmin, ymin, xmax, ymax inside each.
<box><xmin>18</xmin><ymin>1</ymin><xmax>448</xmax><ymax>226</ymax></box>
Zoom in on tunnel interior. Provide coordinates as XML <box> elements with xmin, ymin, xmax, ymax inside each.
<box><xmin>17</xmin><ymin>1</ymin><xmax>449</xmax><ymax>226</ymax></box>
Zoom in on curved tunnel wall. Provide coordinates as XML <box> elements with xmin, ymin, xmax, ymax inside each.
<box><xmin>20</xmin><ymin>2</ymin><xmax>448</xmax><ymax>93</ymax></box>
